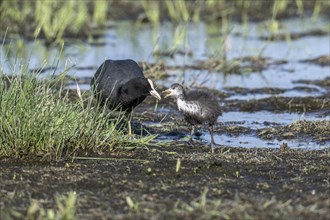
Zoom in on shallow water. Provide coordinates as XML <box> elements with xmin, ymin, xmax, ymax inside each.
<box><xmin>162</xmin><ymin>62</ymin><xmax>330</xmax><ymax>90</ymax></box>
<box><xmin>1</xmin><ymin>18</ymin><xmax>329</xmax><ymax>149</ymax></box>
<box><xmin>151</xmin><ymin>126</ymin><xmax>329</xmax><ymax>150</ymax></box>
<box><xmin>145</xmin><ymin>110</ymin><xmax>329</xmax><ymax>150</ymax></box>
<box><xmin>205</xmin><ymin>133</ymin><xmax>329</xmax><ymax>150</ymax></box>
<box><xmin>221</xmin><ymin>111</ymin><xmax>328</xmax><ymax>128</ymax></box>
<box><xmin>225</xmin><ymin>90</ymin><xmax>321</xmax><ymax>101</ymax></box>
<box><xmin>1</xmin><ymin>18</ymin><xmax>329</xmax><ymax>89</ymax></box>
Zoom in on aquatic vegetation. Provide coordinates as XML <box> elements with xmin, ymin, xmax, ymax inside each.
<box><xmin>165</xmin><ymin>0</ymin><xmax>191</xmax><ymax>23</ymax></box>
<box><xmin>0</xmin><ymin>0</ymin><xmax>109</xmax><ymax>43</ymax></box>
<box><xmin>139</xmin><ymin>61</ymin><xmax>169</xmax><ymax>80</ymax></box>
<box><xmin>1</xmin><ymin>0</ymin><xmax>329</xmax><ymax>44</ymax></box>
<box><xmin>0</xmin><ymin>66</ymin><xmax>155</xmax><ymax>160</ymax></box>
<box><xmin>159</xmin><ymin>24</ymin><xmax>189</xmax><ymax>56</ymax></box>
<box><xmin>141</xmin><ymin>0</ymin><xmax>160</xmax><ymax>27</ymax></box>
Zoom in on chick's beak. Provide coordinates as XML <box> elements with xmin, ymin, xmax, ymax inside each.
<box><xmin>162</xmin><ymin>89</ymin><xmax>173</xmax><ymax>98</ymax></box>
<box><xmin>150</xmin><ymin>89</ymin><xmax>161</xmax><ymax>100</ymax></box>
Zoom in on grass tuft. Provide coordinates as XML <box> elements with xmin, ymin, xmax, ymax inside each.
<box><xmin>0</xmin><ymin>67</ymin><xmax>155</xmax><ymax>160</ymax></box>
<box><xmin>27</xmin><ymin>192</ymin><xmax>77</xmax><ymax>220</ymax></box>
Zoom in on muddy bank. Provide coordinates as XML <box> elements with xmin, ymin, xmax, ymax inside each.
<box><xmin>139</xmin><ymin>56</ymin><xmax>287</xmax><ymax>74</ymax></box>
<box><xmin>258</xmin><ymin>120</ymin><xmax>330</xmax><ymax>142</ymax></box>
<box><xmin>260</xmin><ymin>29</ymin><xmax>329</xmax><ymax>41</ymax></box>
<box><xmin>223</xmin><ymin>95</ymin><xmax>330</xmax><ymax>112</ymax></box>
<box><xmin>294</xmin><ymin>76</ymin><xmax>330</xmax><ymax>88</ymax></box>
<box><xmin>0</xmin><ymin>146</ymin><xmax>329</xmax><ymax>219</ymax></box>
<box><xmin>300</xmin><ymin>55</ymin><xmax>330</xmax><ymax>66</ymax></box>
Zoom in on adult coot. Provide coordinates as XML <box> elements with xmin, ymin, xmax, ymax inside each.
<box><xmin>91</xmin><ymin>59</ymin><xmax>161</xmax><ymax>136</ymax></box>
<box><xmin>163</xmin><ymin>83</ymin><xmax>221</xmax><ymax>152</ymax></box>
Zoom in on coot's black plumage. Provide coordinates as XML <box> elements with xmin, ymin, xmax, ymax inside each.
<box><xmin>91</xmin><ymin>59</ymin><xmax>161</xmax><ymax>111</ymax></box>
<box><xmin>163</xmin><ymin>83</ymin><xmax>221</xmax><ymax>151</ymax></box>
<box><xmin>91</xmin><ymin>59</ymin><xmax>161</xmax><ymax>135</ymax></box>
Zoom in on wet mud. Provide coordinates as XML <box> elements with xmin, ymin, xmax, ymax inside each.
<box><xmin>300</xmin><ymin>55</ymin><xmax>330</xmax><ymax>66</ymax></box>
<box><xmin>1</xmin><ymin>145</ymin><xmax>329</xmax><ymax>219</ymax></box>
<box><xmin>258</xmin><ymin>120</ymin><xmax>330</xmax><ymax>142</ymax></box>
<box><xmin>224</xmin><ymin>95</ymin><xmax>329</xmax><ymax>112</ymax></box>
<box><xmin>294</xmin><ymin>76</ymin><xmax>330</xmax><ymax>88</ymax></box>
<box><xmin>260</xmin><ymin>29</ymin><xmax>329</xmax><ymax>41</ymax></box>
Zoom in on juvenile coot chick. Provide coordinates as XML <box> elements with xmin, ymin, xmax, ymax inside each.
<box><xmin>163</xmin><ymin>83</ymin><xmax>221</xmax><ymax>152</ymax></box>
<box><xmin>91</xmin><ymin>59</ymin><xmax>161</xmax><ymax>136</ymax></box>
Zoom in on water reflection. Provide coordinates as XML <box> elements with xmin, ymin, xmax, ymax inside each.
<box><xmin>1</xmin><ymin>18</ymin><xmax>329</xmax><ymax>77</ymax></box>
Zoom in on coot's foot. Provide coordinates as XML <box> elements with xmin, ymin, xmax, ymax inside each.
<box><xmin>128</xmin><ymin>134</ymin><xmax>135</xmax><ymax>140</ymax></box>
<box><xmin>209</xmin><ymin>142</ymin><xmax>220</xmax><ymax>153</ymax></box>
<box><xmin>187</xmin><ymin>139</ymin><xmax>196</xmax><ymax>147</ymax></box>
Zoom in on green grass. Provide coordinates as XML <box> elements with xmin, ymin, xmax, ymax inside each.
<box><xmin>0</xmin><ymin>0</ymin><xmax>109</xmax><ymax>44</ymax></box>
<box><xmin>1</xmin><ymin>0</ymin><xmax>329</xmax><ymax>44</ymax></box>
<box><xmin>0</xmin><ymin>66</ymin><xmax>155</xmax><ymax>160</ymax></box>
<box><xmin>2</xmin><ymin>191</ymin><xmax>78</xmax><ymax>220</ymax></box>
<box><xmin>26</xmin><ymin>192</ymin><xmax>77</xmax><ymax>220</ymax></box>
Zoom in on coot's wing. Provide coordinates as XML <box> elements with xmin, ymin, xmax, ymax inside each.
<box><xmin>110</xmin><ymin>59</ymin><xmax>144</xmax><ymax>79</ymax></box>
<box><xmin>91</xmin><ymin>59</ymin><xmax>144</xmax><ymax>107</ymax></box>
<box><xmin>185</xmin><ymin>90</ymin><xmax>216</xmax><ymax>102</ymax></box>
<box><xmin>186</xmin><ymin>90</ymin><xmax>222</xmax><ymax>116</ymax></box>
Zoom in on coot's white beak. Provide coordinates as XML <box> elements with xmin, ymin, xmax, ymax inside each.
<box><xmin>150</xmin><ymin>89</ymin><xmax>161</xmax><ymax>100</ymax></box>
<box><xmin>147</xmin><ymin>78</ymin><xmax>161</xmax><ymax>100</ymax></box>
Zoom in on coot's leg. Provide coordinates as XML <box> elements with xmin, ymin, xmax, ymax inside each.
<box><xmin>189</xmin><ymin>125</ymin><xmax>196</xmax><ymax>142</ymax></box>
<box><xmin>126</xmin><ymin>111</ymin><xmax>133</xmax><ymax>139</ymax></box>
<box><xmin>208</xmin><ymin>125</ymin><xmax>216</xmax><ymax>153</ymax></box>
<box><xmin>128</xmin><ymin>118</ymin><xmax>132</xmax><ymax>138</ymax></box>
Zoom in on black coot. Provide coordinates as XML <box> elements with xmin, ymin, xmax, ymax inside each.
<box><xmin>163</xmin><ymin>83</ymin><xmax>221</xmax><ymax>152</ymax></box>
<box><xmin>91</xmin><ymin>59</ymin><xmax>161</xmax><ymax>135</ymax></box>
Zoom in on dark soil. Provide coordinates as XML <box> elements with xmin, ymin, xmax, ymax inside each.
<box><xmin>1</xmin><ymin>145</ymin><xmax>329</xmax><ymax>219</ymax></box>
